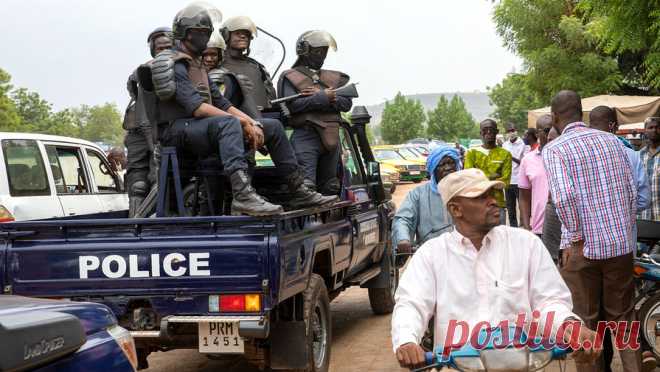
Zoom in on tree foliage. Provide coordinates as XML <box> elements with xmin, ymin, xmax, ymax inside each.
<box><xmin>493</xmin><ymin>0</ymin><xmax>621</xmax><ymax>104</ymax></box>
<box><xmin>74</xmin><ymin>104</ymin><xmax>124</xmax><ymax>145</ymax></box>
<box><xmin>0</xmin><ymin>69</ymin><xmax>22</xmax><ymax>132</ymax></box>
<box><xmin>580</xmin><ymin>0</ymin><xmax>660</xmax><ymax>90</ymax></box>
<box><xmin>379</xmin><ymin>93</ymin><xmax>425</xmax><ymax>144</ymax></box>
<box><xmin>11</xmin><ymin>88</ymin><xmax>55</xmax><ymax>133</ymax></box>
<box><xmin>488</xmin><ymin>74</ymin><xmax>543</xmax><ymax>132</ymax></box>
<box><xmin>426</xmin><ymin>95</ymin><xmax>479</xmax><ymax>141</ymax></box>
<box><xmin>0</xmin><ymin>67</ymin><xmax>124</xmax><ymax>145</ymax></box>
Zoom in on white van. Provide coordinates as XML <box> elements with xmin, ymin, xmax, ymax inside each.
<box><xmin>0</xmin><ymin>132</ymin><xmax>128</xmax><ymax>221</ymax></box>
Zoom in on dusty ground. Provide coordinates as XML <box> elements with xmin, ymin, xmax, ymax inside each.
<box><xmin>145</xmin><ymin>182</ymin><xmax>627</xmax><ymax>372</ymax></box>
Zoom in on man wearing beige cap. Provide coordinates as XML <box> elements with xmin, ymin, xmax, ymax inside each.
<box><xmin>391</xmin><ymin>168</ymin><xmax>598</xmax><ymax>369</ymax></box>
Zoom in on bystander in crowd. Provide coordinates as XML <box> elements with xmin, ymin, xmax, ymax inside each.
<box><xmin>502</xmin><ymin>123</ymin><xmax>528</xmax><ymax>227</ymax></box>
<box><xmin>543</xmin><ymin>90</ymin><xmax>640</xmax><ymax>372</ymax></box>
<box><xmin>463</xmin><ymin>119</ymin><xmax>512</xmax><ymax>225</ymax></box>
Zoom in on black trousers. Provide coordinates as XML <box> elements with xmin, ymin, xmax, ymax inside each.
<box><xmin>505</xmin><ymin>184</ymin><xmax>519</xmax><ymax>227</ymax></box>
<box><xmin>290</xmin><ymin>126</ymin><xmax>339</xmax><ymax>188</ymax></box>
<box><xmin>124</xmin><ymin>129</ymin><xmax>152</xmax><ymax>196</ymax></box>
<box><xmin>163</xmin><ymin>116</ymin><xmax>298</xmax><ymax>176</ymax></box>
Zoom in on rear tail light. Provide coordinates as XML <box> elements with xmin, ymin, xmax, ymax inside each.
<box><xmin>0</xmin><ymin>205</ymin><xmax>14</xmax><ymax>222</ymax></box>
<box><xmin>107</xmin><ymin>325</ymin><xmax>138</xmax><ymax>370</ymax></box>
<box><xmin>209</xmin><ymin>294</ymin><xmax>261</xmax><ymax>312</ymax></box>
<box><xmin>634</xmin><ymin>265</ymin><xmax>648</xmax><ymax>276</ymax></box>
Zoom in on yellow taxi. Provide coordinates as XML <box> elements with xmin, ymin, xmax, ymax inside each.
<box><xmin>393</xmin><ymin>144</ymin><xmax>427</xmax><ymax>165</ymax></box>
<box><xmin>372</xmin><ymin>146</ymin><xmax>427</xmax><ymax>183</ymax></box>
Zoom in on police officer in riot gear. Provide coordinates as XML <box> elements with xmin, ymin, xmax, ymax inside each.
<box><xmin>219</xmin><ymin>16</ymin><xmax>277</xmax><ymax>114</ymax></box>
<box><xmin>277</xmin><ymin>30</ymin><xmax>353</xmax><ymax>194</ymax></box>
<box><xmin>202</xmin><ymin>33</ymin><xmax>261</xmax><ymax>119</ymax></box>
<box><xmin>202</xmin><ymin>37</ymin><xmax>224</xmax><ymax>71</ymax></box>
<box><xmin>124</xmin><ymin>27</ymin><xmax>173</xmax><ymax>217</ymax></box>
<box><xmin>154</xmin><ymin>4</ymin><xmax>335</xmax><ymax>216</ymax></box>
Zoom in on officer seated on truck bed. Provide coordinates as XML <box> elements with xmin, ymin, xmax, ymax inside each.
<box><xmin>150</xmin><ymin>3</ymin><xmax>337</xmax><ymax>216</ymax></box>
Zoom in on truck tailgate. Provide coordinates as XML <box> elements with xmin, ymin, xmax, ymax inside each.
<box><xmin>2</xmin><ymin>217</ymin><xmax>275</xmax><ymax>298</ymax></box>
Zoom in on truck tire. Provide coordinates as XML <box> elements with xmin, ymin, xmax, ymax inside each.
<box><xmin>368</xmin><ymin>255</ymin><xmax>398</xmax><ymax>315</ymax></box>
<box><xmin>294</xmin><ymin>274</ymin><xmax>331</xmax><ymax>372</ymax></box>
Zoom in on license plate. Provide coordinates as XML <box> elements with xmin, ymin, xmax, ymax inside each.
<box><xmin>409</xmin><ymin>171</ymin><xmax>420</xmax><ymax>175</ymax></box>
<box><xmin>198</xmin><ymin>322</ymin><xmax>244</xmax><ymax>353</ymax></box>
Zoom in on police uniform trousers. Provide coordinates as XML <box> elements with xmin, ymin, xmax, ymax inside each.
<box><xmin>290</xmin><ymin>126</ymin><xmax>339</xmax><ymax>189</ymax></box>
<box><xmin>124</xmin><ymin>129</ymin><xmax>152</xmax><ymax>194</ymax></box>
<box><xmin>162</xmin><ymin>115</ymin><xmax>298</xmax><ymax>177</ymax></box>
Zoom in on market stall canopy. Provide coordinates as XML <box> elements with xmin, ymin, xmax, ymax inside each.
<box><xmin>527</xmin><ymin>95</ymin><xmax>660</xmax><ymax>127</ymax></box>
<box><xmin>617</xmin><ymin>122</ymin><xmax>645</xmax><ymax>134</ymax></box>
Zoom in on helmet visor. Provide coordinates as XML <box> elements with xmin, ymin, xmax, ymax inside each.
<box><xmin>302</xmin><ymin>30</ymin><xmax>337</xmax><ymax>51</ymax></box>
<box><xmin>223</xmin><ymin>16</ymin><xmax>258</xmax><ymax>37</ymax></box>
<box><xmin>190</xmin><ymin>1</ymin><xmax>223</xmax><ymax>27</ymax></box>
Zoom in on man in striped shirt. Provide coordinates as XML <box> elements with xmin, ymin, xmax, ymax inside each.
<box><xmin>542</xmin><ymin>90</ymin><xmax>640</xmax><ymax>372</ymax></box>
<box><xmin>640</xmin><ymin>117</ymin><xmax>660</xmax><ymax>221</ymax></box>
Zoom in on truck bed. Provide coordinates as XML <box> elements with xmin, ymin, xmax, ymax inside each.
<box><xmin>1</xmin><ymin>202</ymin><xmax>353</xmax><ymax>305</ymax></box>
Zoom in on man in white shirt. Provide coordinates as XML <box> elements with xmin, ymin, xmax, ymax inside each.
<box><xmin>502</xmin><ymin>123</ymin><xmax>529</xmax><ymax>227</ymax></box>
<box><xmin>392</xmin><ymin>168</ymin><xmax>598</xmax><ymax>369</ymax></box>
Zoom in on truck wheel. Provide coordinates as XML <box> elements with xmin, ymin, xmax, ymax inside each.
<box><xmin>368</xmin><ymin>255</ymin><xmax>398</xmax><ymax>315</ymax></box>
<box><xmin>295</xmin><ymin>274</ymin><xmax>331</xmax><ymax>372</ymax></box>
<box><xmin>413</xmin><ymin>178</ymin><xmax>422</xmax><ymax>183</ymax></box>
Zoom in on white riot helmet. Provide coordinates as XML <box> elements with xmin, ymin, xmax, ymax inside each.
<box><xmin>295</xmin><ymin>30</ymin><xmax>337</xmax><ymax>56</ymax></box>
<box><xmin>221</xmin><ymin>16</ymin><xmax>258</xmax><ymax>42</ymax></box>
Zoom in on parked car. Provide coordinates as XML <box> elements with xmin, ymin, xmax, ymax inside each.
<box><xmin>393</xmin><ymin>145</ymin><xmax>427</xmax><ymax>165</ymax></box>
<box><xmin>373</xmin><ymin>146</ymin><xmax>426</xmax><ymax>183</ymax></box>
<box><xmin>407</xmin><ymin>144</ymin><xmax>429</xmax><ymax>157</ymax></box>
<box><xmin>380</xmin><ymin>163</ymin><xmax>400</xmax><ymax>193</ymax></box>
<box><xmin>0</xmin><ymin>133</ymin><xmax>128</xmax><ymax>221</ymax></box>
<box><xmin>468</xmin><ymin>139</ymin><xmax>483</xmax><ymax>149</ymax></box>
<box><xmin>0</xmin><ymin>295</ymin><xmax>137</xmax><ymax>371</ymax></box>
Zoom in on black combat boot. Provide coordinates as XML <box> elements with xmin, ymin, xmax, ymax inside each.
<box><xmin>287</xmin><ymin>170</ymin><xmax>339</xmax><ymax>210</ymax></box>
<box><xmin>230</xmin><ymin>170</ymin><xmax>283</xmax><ymax>216</ymax></box>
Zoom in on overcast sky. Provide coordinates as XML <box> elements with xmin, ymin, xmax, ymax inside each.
<box><xmin>1</xmin><ymin>0</ymin><xmax>520</xmax><ymax>111</ymax></box>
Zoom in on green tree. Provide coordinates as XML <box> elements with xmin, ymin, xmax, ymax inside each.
<box><xmin>47</xmin><ymin>109</ymin><xmax>79</xmax><ymax>137</ymax></box>
<box><xmin>379</xmin><ymin>93</ymin><xmax>425</xmax><ymax>144</ymax></box>
<box><xmin>75</xmin><ymin>103</ymin><xmax>124</xmax><ymax>145</ymax></box>
<box><xmin>426</xmin><ymin>95</ymin><xmax>479</xmax><ymax>141</ymax></box>
<box><xmin>488</xmin><ymin>74</ymin><xmax>543</xmax><ymax>132</ymax></box>
<box><xmin>11</xmin><ymin>87</ymin><xmax>79</xmax><ymax>136</ymax></box>
<box><xmin>580</xmin><ymin>0</ymin><xmax>660</xmax><ymax>90</ymax></box>
<box><xmin>11</xmin><ymin>88</ymin><xmax>53</xmax><ymax>133</ymax></box>
<box><xmin>0</xmin><ymin>68</ymin><xmax>22</xmax><ymax>132</ymax></box>
<box><xmin>492</xmin><ymin>0</ymin><xmax>622</xmax><ymax>104</ymax></box>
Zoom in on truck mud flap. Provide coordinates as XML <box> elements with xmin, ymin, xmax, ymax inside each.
<box><xmin>269</xmin><ymin>321</ymin><xmax>308</xmax><ymax>369</ymax></box>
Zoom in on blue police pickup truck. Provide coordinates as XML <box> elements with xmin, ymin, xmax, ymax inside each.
<box><xmin>0</xmin><ymin>107</ymin><xmax>398</xmax><ymax>372</ymax></box>
<box><xmin>0</xmin><ymin>295</ymin><xmax>137</xmax><ymax>371</ymax></box>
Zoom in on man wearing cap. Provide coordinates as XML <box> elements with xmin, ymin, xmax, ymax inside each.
<box><xmin>392</xmin><ymin>168</ymin><xmax>598</xmax><ymax>369</ymax></box>
<box><xmin>392</xmin><ymin>145</ymin><xmax>461</xmax><ymax>255</ymax></box>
